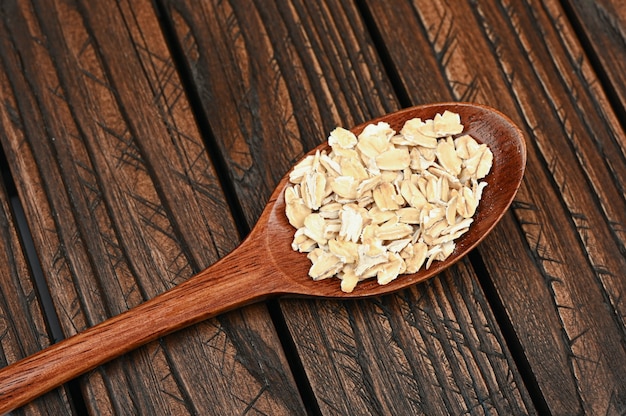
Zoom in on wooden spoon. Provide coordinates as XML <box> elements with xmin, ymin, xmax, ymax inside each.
<box><xmin>0</xmin><ymin>102</ymin><xmax>525</xmax><ymax>413</ymax></box>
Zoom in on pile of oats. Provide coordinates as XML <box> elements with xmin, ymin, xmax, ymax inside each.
<box><xmin>285</xmin><ymin>111</ymin><xmax>493</xmax><ymax>292</ymax></box>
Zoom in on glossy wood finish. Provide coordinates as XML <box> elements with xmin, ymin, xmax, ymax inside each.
<box><xmin>0</xmin><ymin>0</ymin><xmax>624</xmax><ymax>414</ymax></box>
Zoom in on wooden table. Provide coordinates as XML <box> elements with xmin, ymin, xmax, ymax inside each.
<box><xmin>0</xmin><ymin>0</ymin><xmax>624</xmax><ymax>414</ymax></box>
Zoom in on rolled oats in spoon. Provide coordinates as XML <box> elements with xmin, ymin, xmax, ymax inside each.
<box><xmin>285</xmin><ymin>111</ymin><xmax>493</xmax><ymax>292</ymax></box>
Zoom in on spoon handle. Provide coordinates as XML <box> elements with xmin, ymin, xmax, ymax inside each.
<box><xmin>0</xmin><ymin>238</ymin><xmax>281</xmax><ymax>414</ymax></box>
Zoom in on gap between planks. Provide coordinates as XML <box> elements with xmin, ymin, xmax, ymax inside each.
<box><xmin>0</xmin><ymin>147</ymin><xmax>89</xmax><ymax>414</ymax></box>
<box><xmin>152</xmin><ymin>1</ymin><xmax>323</xmax><ymax>414</ymax></box>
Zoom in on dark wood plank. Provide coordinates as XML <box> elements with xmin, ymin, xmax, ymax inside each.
<box><xmin>363</xmin><ymin>0</ymin><xmax>626</xmax><ymax>414</ymax></box>
<box><xmin>163</xmin><ymin>0</ymin><xmax>401</xmax><ymax>226</ymax></box>
<box><xmin>565</xmin><ymin>0</ymin><xmax>626</xmax><ymax>114</ymax></box>
<box><xmin>0</xmin><ymin>176</ymin><xmax>72</xmax><ymax>414</ymax></box>
<box><xmin>282</xmin><ymin>259</ymin><xmax>534</xmax><ymax>415</ymax></box>
<box><xmin>0</xmin><ymin>0</ymin><xmax>305</xmax><ymax>413</ymax></box>
<box><xmin>162</xmin><ymin>0</ymin><xmax>536</xmax><ymax>414</ymax></box>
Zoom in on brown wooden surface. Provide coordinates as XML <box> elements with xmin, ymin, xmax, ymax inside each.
<box><xmin>0</xmin><ymin>170</ymin><xmax>72</xmax><ymax>414</ymax></box>
<box><xmin>565</xmin><ymin>0</ymin><xmax>626</xmax><ymax>115</ymax></box>
<box><xmin>0</xmin><ymin>0</ymin><xmax>624</xmax><ymax>415</ymax></box>
<box><xmin>0</xmin><ymin>0</ymin><xmax>303</xmax><ymax>414</ymax></box>
<box><xmin>364</xmin><ymin>2</ymin><xmax>626</xmax><ymax>414</ymax></box>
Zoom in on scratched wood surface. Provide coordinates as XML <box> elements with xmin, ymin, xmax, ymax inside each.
<box><xmin>0</xmin><ymin>169</ymin><xmax>71</xmax><ymax>414</ymax></box>
<box><xmin>0</xmin><ymin>0</ymin><xmax>304</xmax><ymax>414</ymax></box>
<box><xmin>564</xmin><ymin>0</ymin><xmax>626</xmax><ymax>114</ymax></box>
<box><xmin>363</xmin><ymin>0</ymin><xmax>626</xmax><ymax>415</ymax></box>
<box><xmin>0</xmin><ymin>0</ymin><xmax>625</xmax><ymax>415</ymax></box>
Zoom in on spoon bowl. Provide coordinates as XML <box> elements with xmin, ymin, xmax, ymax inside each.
<box><xmin>0</xmin><ymin>102</ymin><xmax>526</xmax><ymax>413</ymax></box>
<box><xmin>269</xmin><ymin>102</ymin><xmax>526</xmax><ymax>297</ymax></box>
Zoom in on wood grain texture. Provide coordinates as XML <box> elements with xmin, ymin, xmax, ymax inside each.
<box><xmin>163</xmin><ymin>0</ymin><xmax>399</xmax><ymax>226</ymax></box>
<box><xmin>0</xmin><ymin>0</ymin><xmax>304</xmax><ymax>414</ymax></box>
<box><xmin>162</xmin><ymin>0</ymin><xmax>535</xmax><ymax>414</ymax></box>
<box><xmin>564</xmin><ymin>0</ymin><xmax>626</xmax><ymax>114</ymax></box>
<box><xmin>0</xmin><ymin>0</ymin><xmax>623</xmax><ymax>413</ymax></box>
<box><xmin>0</xmin><ymin>221</ymin><xmax>296</xmax><ymax>413</ymax></box>
<box><xmin>282</xmin><ymin>260</ymin><xmax>534</xmax><ymax>415</ymax></box>
<box><xmin>363</xmin><ymin>0</ymin><xmax>626</xmax><ymax>414</ymax></box>
<box><xmin>0</xmin><ymin>177</ymin><xmax>71</xmax><ymax>414</ymax></box>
